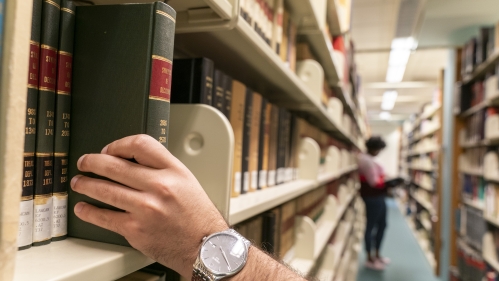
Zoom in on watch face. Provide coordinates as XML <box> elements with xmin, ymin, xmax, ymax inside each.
<box><xmin>200</xmin><ymin>233</ymin><xmax>248</xmax><ymax>275</ymax></box>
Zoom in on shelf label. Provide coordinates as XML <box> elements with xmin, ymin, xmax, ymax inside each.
<box><xmin>251</xmin><ymin>171</ymin><xmax>258</xmax><ymax>189</ymax></box>
<box><xmin>234</xmin><ymin>172</ymin><xmax>242</xmax><ymax>194</ymax></box>
<box><xmin>18</xmin><ymin>200</ymin><xmax>34</xmax><ymax>247</ymax></box>
<box><xmin>259</xmin><ymin>170</ymin><xmax>267</xmax><ymax>188</ymax></box>
<box><xmin>52</xmin><ymin>193</ymin><xmax>68</xmax><ymax>238</ymax></box>
<box><xmin>243</xmin><ymin>172</ymin><xmax>249</xmax><ymax>192</ymax></box>
<box><xmin>267</xmin><ymin>170</ymin><xmax>276</xmax><ymax>186</ymax></box>
<box><xmin>33</xmin><ymin>197</ymin><xmax>53</xmax><ymax>243</ymax></box>
<box><xmin>285</xmin><ymin>168</ymin><xmax>293</xmax><ymax>182</ymax></box>
<box><xmin>277</xmin><ymin>168</ymin><xmax>285</xmax><ymax>184</ymax></box>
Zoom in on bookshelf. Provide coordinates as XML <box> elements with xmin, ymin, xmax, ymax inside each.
<box><xmin>398</xmin><ymin>101</ymin><xmax>443</xmax><ymax>275</ymax></box>
<box><xmin>2</xmin><ymin>0</ymin><xmax>366</xmax><ymax>280</ymax></box>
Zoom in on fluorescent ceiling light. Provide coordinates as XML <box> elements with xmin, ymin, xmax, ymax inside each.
<box><xmin>379</xmin><ymin>111</ymin><xmax>392</xmax><ymax>120</ymax></box>
<box><xmin>381</xmin><ymin>91</ymin><xmax>398</xmax><ymax>110</ymax></box>
<box><xmin>386</xmin><ymin>66</ymin><xmax>406</xmax><ymax>83</ymax></box>
<box><xmin>388</xmin><ymin>49</ymin><xmax>411</xmax><ymax>66</ymax></box>
<box><xmin>391</xmin><ymin>37</ymin><xmax>415</xmax><ymax>50</ymax></box>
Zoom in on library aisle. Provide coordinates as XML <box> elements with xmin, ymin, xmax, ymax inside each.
<box><xmin>356</xmin><ymin>199</ymin><xmax>440</xmax><ymax>281</ymax></box>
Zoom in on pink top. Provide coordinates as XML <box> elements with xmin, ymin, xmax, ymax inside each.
<box><xmin>357</xmin><ymin>153</ymin><xmax>385</xmax><ymax>189</ymax></box>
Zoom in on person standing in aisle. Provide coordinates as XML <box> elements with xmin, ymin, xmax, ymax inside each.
<box><xmin>70</xmin><ymin>134</ymin><xmax>308</xmax><ymax>281</ymax></box>
<box><xmin>358</xmin><ymin>136</ymin><xmax>391</xmax><ymax>270</ymax></box>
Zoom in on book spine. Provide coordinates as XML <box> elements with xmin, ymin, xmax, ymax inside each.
<box><xmin>201</xmin><ymin>59</ymin><xmax>214</xmax><ymax>105</ymax></box>
<box><xmin>267</xmin><ymin>105</ymin><xmax>279</xmax><ymax>186</ymax></box>
<box><xmin>230</xmin><ymin>81</ymin><xmax>246</xmax><ymax>197</ymax></box>
<box><xmin>33</xmin><ymin>0</ymin><xmax>61</xmax><ymax>247</ymax></box>
<box><xmin>147</xmin><ymin>3</ymin><xmax>176</xmax><ymax>148</ymax></box>
<box><xmin>249</xmin><ymin>93</ymin><xmax>262</xmax><ymax>192</ymax></box>
<box><xmin>241</xmin><ymin>89</ymin><xmax>253</xmax><ymax>194</ymax></box>
<box><xmin>52</xmin><ymin>0</ymin><xmax>75</xmax><ymax>241</ymax></box>
<box><xmin>260</xmin><ymin>101</ymin><xmax>271</xmax><ymax>189</ymax></box>
<box><xmin>18</xmin><ymin>0</ymin><xmax>43</xmax><ymax>250</ymax></box>
<box><xmin>257</xmin><ymin>99</ymin><xmax>268</xmax><ymax>189</ymax></box>
<box><xmin>213</xmin><ymin>69</ymin><xmax>225</xmax><ymax>112</ymax></box>
<box><xmin>223</xmin><ymin>73</ymin><xmax>233</xmax><ymax>118</ymax></box>
<box><xmin>276</xmin><ymin>108</ymin><xmax>286</xmax><ymax>184</ymax></box>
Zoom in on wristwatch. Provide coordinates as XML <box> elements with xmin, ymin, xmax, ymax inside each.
<box><xmin>192</xmin><ymin>229</ymin><xmax>251</xmax><ymax>281</ymax></box>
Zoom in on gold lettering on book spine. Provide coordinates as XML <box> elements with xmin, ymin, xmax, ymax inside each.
<box><xmin>45</xmin><ymin>0</ymin><xmax>60</xmax><ymax>9</ymax></box>
<box><xmin>156</xmin><ymin>10</ymin><xmax>176</xmax><ymax>23</ymax></box>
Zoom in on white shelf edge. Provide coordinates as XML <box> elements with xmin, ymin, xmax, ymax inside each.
<box><xmin>405</xmin><ymin>217</ymin><xmax>437</xmax><ymax>272</ymax></box>
<box><xmin>285</xmin><ymin>194</ymin><xmax>356</xmax><ymax>275</ymax></box>
<box><xmin>461</xmin><ymin>198</ymin><xmax>484</xmax><ymax>211</ymax></box>
<box><xmin>13</xmin><ymin>238</ymin><xmax>153</xmax><ymax>281</ymax></box>
<box><xmin>411</xmin><ymin>193</ymin><xmax>436</xmax><ymax>215</ymax></box>
<box><xmin>410</xmin><ymin>125</ymin><xmax>441</xmax><ymax>144</ymax></box>
<box><xmin>230</xmin><ymin>166</ymin><xmax>358</xmax><ymax>225</ymax></box>
<box><xmin>459</xmin><ymin>168</ymin><xmax>483</xmax><ymax>177</ymax></box>
<box><xmin>407</xmin><ymin>165</ymin><xmax>436</xmax><ymax>172</ymax></box>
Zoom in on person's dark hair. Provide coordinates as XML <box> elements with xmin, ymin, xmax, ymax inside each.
<box><xmin>365</xmin><ymin>136</ymin><xmax>386</xmax><ymax>151</ymax></box>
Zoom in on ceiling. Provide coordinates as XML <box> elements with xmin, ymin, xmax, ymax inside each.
<box><xmin>351</xmin><ymin>0</ymin><xmax>499</xmax><ymax>124</ymax></box>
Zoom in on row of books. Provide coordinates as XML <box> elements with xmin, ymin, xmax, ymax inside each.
<box><xmin>456</xmin><ymin>240</ymin><xmax>487</xmax><ymax>281</ymax></box>
<box><xmin>233</xmin><ymin>184</ymin><xmax>330</xmax><ymax>260</ymax></box>
<box><xmin>485</xmin><ymin>183</ymin><xmax>499</xmax><ymax>220</ymax></box>
<box><xmin>459</xmin><ymin>205</ymin><xmax>487</xmax><ymax>250</ymax></box>
<box><xmin>461</xmin><ymin>24</ymin><xmax>499</xmax><ymax>77</ymax></box>
<box><xmin>461</xmin><ymin>109</ymin><xmax>487</xmax><ymax>143</ymax></box>
<box><xmin>18</xmin><ymin>0</ymin><xmax>179</xmax><ymax>250</ymax></box>
<box><xmin>459</xmin><ymin>147</ymin><xmax>487</xmax><ymax>173</ymax></box>
<box><xmin>463</xmin><ymin>175</ymin><xmax>486</xmax><ymax>207</ymax></box>
<box><xmin>412</xmin><ymin>171</ymin><xmax>435</xmax><ymax>191</ymax></box>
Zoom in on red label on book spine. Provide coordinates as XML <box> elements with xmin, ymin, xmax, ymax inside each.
<box><xmin>57</xmin><ymin>52</ymin><xmax>73</xmax><ymax>94</ymax></box>
<box><xmin>149</xmin><ymin>56</ymin><xmax>172</xmax><ymax>102</ymax></box>
<box><xmin>39</xmin><ymin>46</ymin><xmax>58</xmax><ymax>92</ymax></box>
<box><xmin>28</xmin><ymin>43</ymin><xmax>40</xmax><ymax>88</ymax></box>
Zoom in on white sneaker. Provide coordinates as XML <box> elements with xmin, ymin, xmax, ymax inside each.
<box><xmin>365</xmin><ymin>260</ymin><xmax>386</xmax><ymax>271</ymax></box>
<box><xmin>377</xmin><ymin>257</ymin><xmax>391</xmax><ymax>265</ymax></box>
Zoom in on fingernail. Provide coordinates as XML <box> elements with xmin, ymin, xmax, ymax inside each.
<box><xmin>75</xmin><ymin>202</ymin><xmax>86</xmax><ymax>213</ymax></box>
<box><xmin>77</xmin><ymin>154</ymin><xmax>86</xmax><ymax>169</ymax></box>
<box><xmin>71</xmin><ymin>175</ymin><xmax>82</xmax><ymax>189</ymax></box>
<box><xmin>101</xmin><ymin>145</ymin><xmax>109</xmax><ymax>154</ymax></box>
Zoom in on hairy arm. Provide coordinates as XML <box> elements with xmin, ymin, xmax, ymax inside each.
<box><xmin>72</xmin><ymin>134</ymin><xmax>307</xmax><ymax>280</ymax></box>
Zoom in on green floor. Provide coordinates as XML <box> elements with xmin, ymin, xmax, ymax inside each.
<box><xmin>356</xmin><ymin>198</ymin><xmax>440</xmax><ymax>281</ymax></box>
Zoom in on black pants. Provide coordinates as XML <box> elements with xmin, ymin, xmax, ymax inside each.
<box><xmin>363</xmin><ymin>196</ymin><xmax>387</xmax><ymax>254</ymax></box>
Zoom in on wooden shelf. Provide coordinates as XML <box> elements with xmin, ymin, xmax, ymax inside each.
<box><xmin>407</xmin><ymin>147</ymin><xmax>440</xmax><ymax>156</ymax></box>
<box><xmin>463</xmin><ymin>50</ymin><xmax>499</xmax><ymax>84</ymax></box>
<box><xmin>13</xmin><ymin>238</ymin><xmax>153</xmax><ymax>281</ymax></box>
<box><xmin>175</xmin><ymin>17</ymin><xmax>360</xmax><ymax>148</ymax></box>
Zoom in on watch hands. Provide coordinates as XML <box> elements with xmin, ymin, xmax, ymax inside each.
<box><xmin>219</xmin><ymin>246</ymin><xmax>232</xmax><ymax>271</ymax></box>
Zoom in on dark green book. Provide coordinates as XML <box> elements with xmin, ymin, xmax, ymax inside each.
<box><xmin>171</xmin><ymin>57</ymin><xmax>214</xmax><ymax>105</ymax></box>
<box><xmin>52</xmin><ymin>0</ymin><xmax>75</xmax><ymax>242</ymax></box>
<box><xmin>33</xmin><ymin>0</ymin><xmax>61</xmax><ymax>247</ymax></box>
<box><xmin>212</xmin><ymin>69</ymin><xmax>225</xmax><ymax>112</ymax></box>
<box><xmin>18</xmin><ymin>0</ymin><xmax>42</xmax><ymax>251</ymax></box>
<box><xmin>68</xmin><ymin>2</ymin><xmax>176</xmax><ymax>246</ymax></box>
<box><xmin>222</xmin><ymin>73</ymin><xmax>233</xmax><ymax>118</ymax></box>
<box><xmin>241</xmin><ymin>88</ymin><xmax>253</xmax><ymax>194</ymax></box>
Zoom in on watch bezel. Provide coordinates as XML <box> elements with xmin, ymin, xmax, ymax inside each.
<box><xmin>199</xmin><ymin>230</ymin><xmax>249</xmax><ymax>277</ymax></box>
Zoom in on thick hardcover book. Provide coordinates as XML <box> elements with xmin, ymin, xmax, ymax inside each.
<box><xmin>271</xmin><ymin>0</ymin><xmax>283</xmax><ymax>55</ymax></box>
<box><xmin>241</xmin><ymin>89</ymin><xmax>253</xmax><ymax>194</ymax></box>
<box><xmin>33</xmin><ymin>0</ymin><xmax>61</xmax><ymax>247</ymax></box>
<box><xmin>18</xmin><ymin>0</ymin><xmax>43</xmax><ymax>250</ymax></box>
<box><xmin>212</xmin><ymin>69</ymin><xmax>225</xmax><ymax>112</ymax></box>
<box><xmin>267</xmin><ymin>105</ymin><xmax>279</xmax><ymax>186</ymax></box>
<box><xmin>262</xmin><ymin>209</ymin><xmax>280</xmax><ymax>255</ymax></box>
<box><xmin>248</xmin><ymin>93</ymin><xmax>262</xmax><ymax>192</ymax></box>
<box><xmin>259</xmin><ymin>101</ymin><xmax>271</xmax><ymax>189</ymax></box>
<box><xmin>222</xmin><ymin>73</ymin><xmax>233</xmax><ymax>118</ymax></box>
<box><xmin>257</xmin><ymin>98</ymin><xmax>267</xmax><ymax>190</ymax></box>
<box><xmin>51</xmin><ymin>0</ymin><xmax>75</xmax><ymax>242</ymax></box>
<box><xmin>280</xmin><ymin>10</ymin><xmax>289</xmax><ymax>63</ymax></box>
<box><xmin>0</xmin><ymin>0</ymin><xmax>4</xmax><ymax>75</ymax></box>
<box><xmin>288</xmin><ymin>115</ymin><xmax>299</xmax><ymax>180</ymax></box>
<box><xmin>276</xmin><ymin>108</ymin><xmax>288</xmax><ymax>184</ymax></box>
<box><xmin>171</xmin><ymin>57</ymin><xmax>214</xmax><ymax>105</ymax></box>
<box><xmin>68</xmin><ymin>2</ymin><xmax>176</xmax><ymax>246</ymax></box>
<box><xmin>229</xmin><ymin>80</ymin><xmax>246</xmax><ymax>197</ymax></box>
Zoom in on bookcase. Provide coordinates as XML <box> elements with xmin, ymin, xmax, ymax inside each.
<box><xmin>1</xmin><ymin>0</ymin><xmax>367</xmax><ymax>280</ymax></box>
<box><xmin>398</xmin><ymin>99</ymin><xmax>443</xmax><ymax>274</ymax></box>
<box><xmin>450</xmin><ymin>25</ymin><xmax>499</xmax><ymax>279</ymax></box>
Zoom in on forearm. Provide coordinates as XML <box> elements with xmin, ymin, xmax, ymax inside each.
<box><xmin>229</xmin><ymin>247</ymin><xmax>306</xmax><ymax>281</ymax></box>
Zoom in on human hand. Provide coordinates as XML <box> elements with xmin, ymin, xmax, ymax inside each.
<box><xmin>70</xmin><ymin>134</ymin><xmax>228</xmax><ymax>278</ymax></box>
